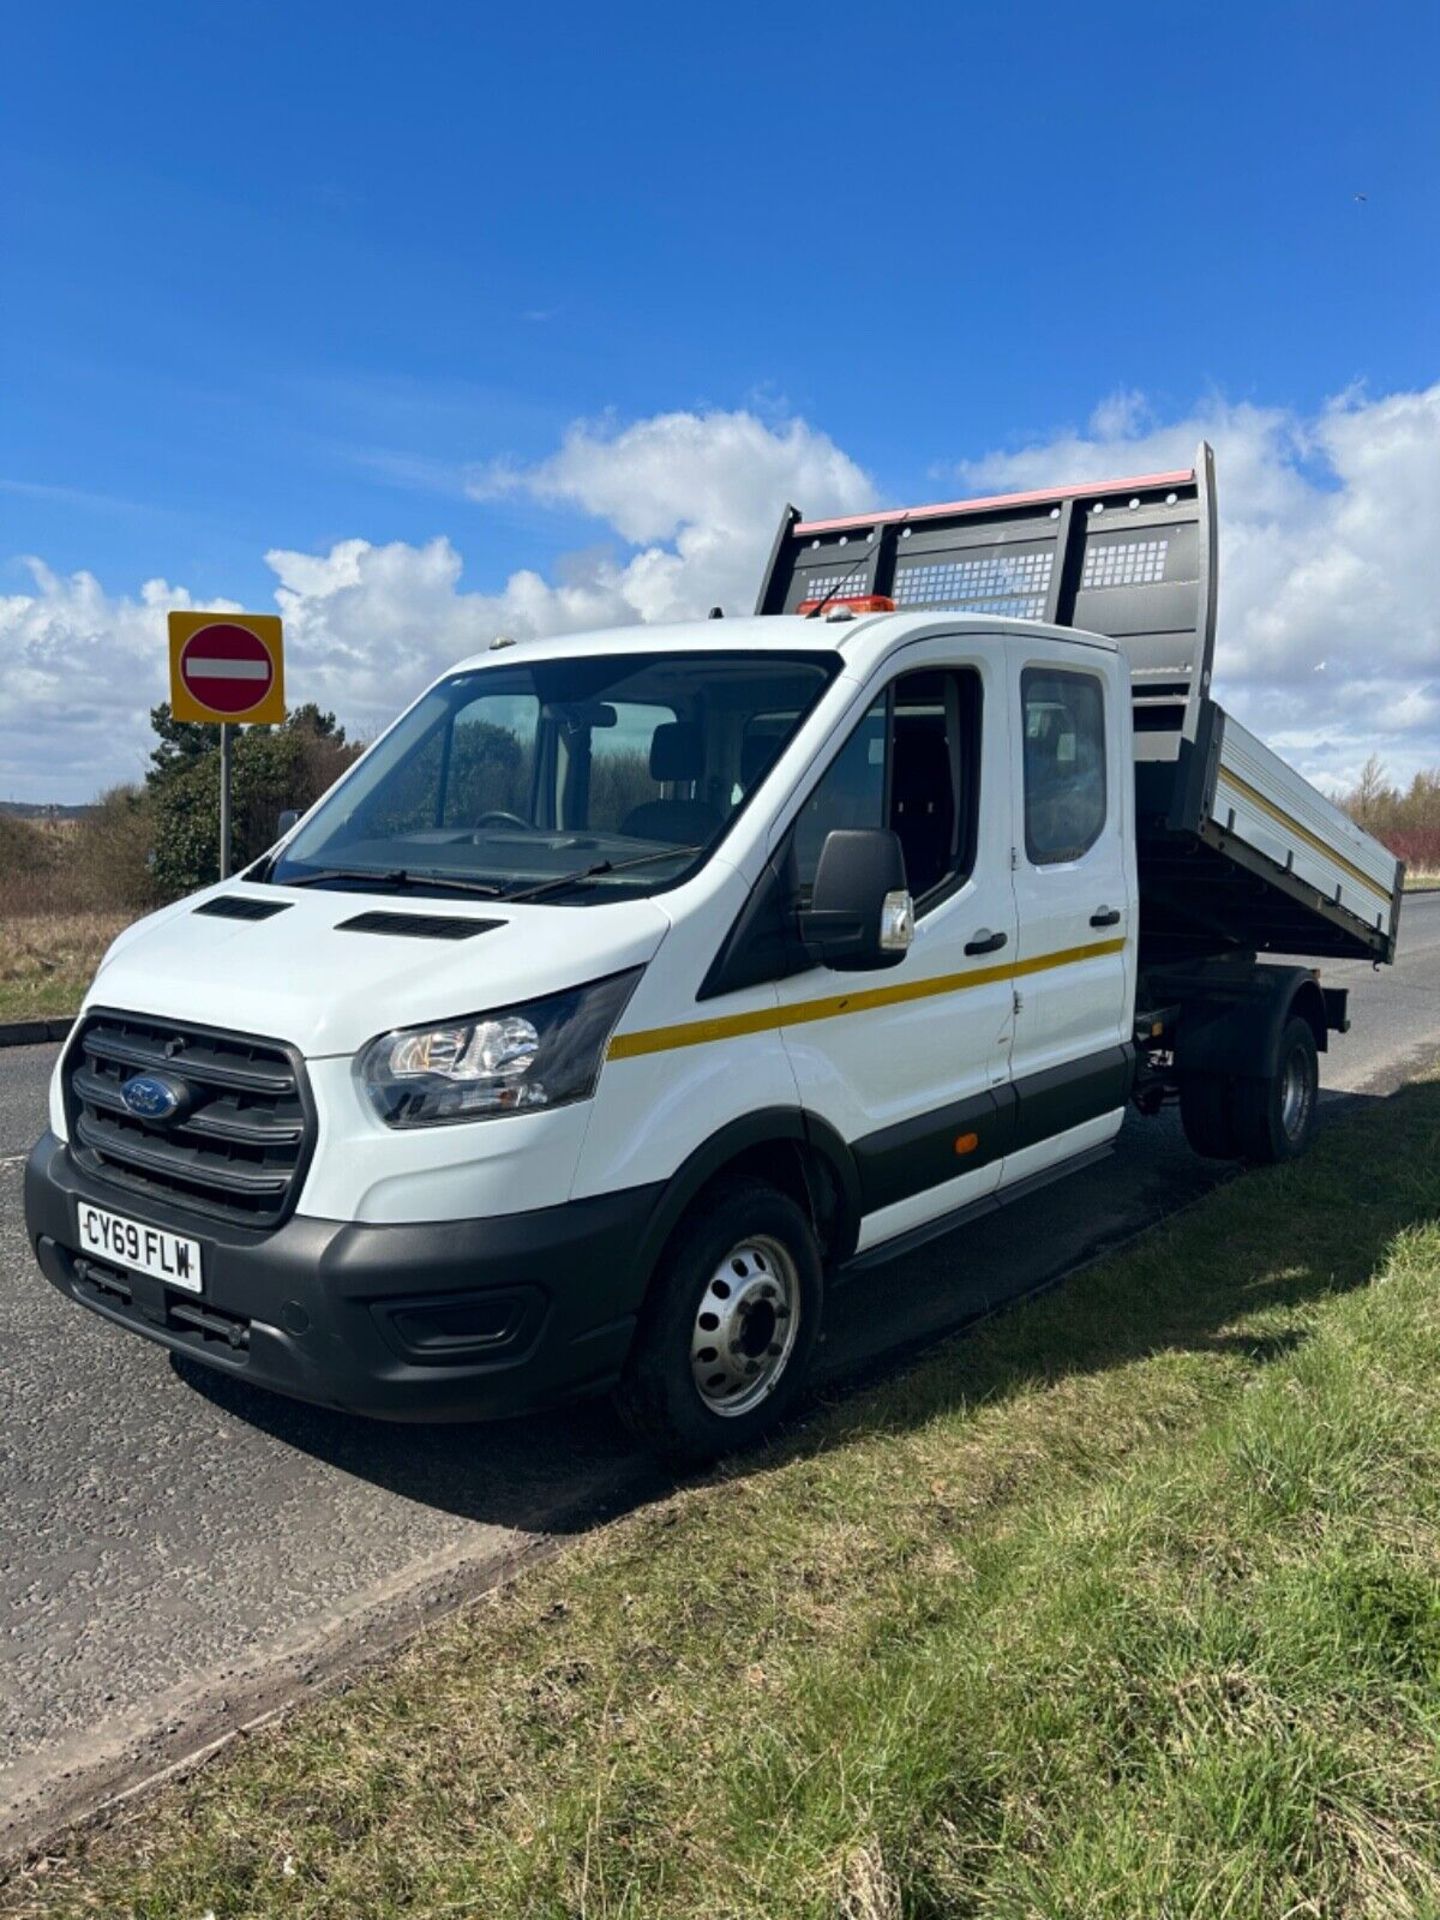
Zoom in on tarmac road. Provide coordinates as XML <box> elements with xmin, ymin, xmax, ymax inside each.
<box><xmin>3</xmin><ymin>892</ymin><xmax>1438</xmax><ymax>1848</ymax></box>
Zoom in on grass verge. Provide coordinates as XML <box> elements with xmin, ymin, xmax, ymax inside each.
<box><xmin>6</xmin><ymin>1076</ymin><xmax>1440</xmax><ymax>1917</ymax></box>
<box><xmin>0</xmin><ymin>913</ymin><xmax>128</xmax><ymax>1023</ymax></box>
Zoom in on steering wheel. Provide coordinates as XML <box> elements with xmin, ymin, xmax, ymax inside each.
<box><xmin>474</xmin><ymin>810</ymin><xmax>530</xmax><ymax>830</ymax></box>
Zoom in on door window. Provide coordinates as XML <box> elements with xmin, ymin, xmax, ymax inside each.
<box><xmin>1021</xmin><ymin>668</ymin><xmax>1107</xmax><ymax>865</ymax></box>
<box><xmin>793</xmin><ymin>669</ymin><xmax>982</xmax><ymax>908</ymax></box>
<box><xmin>792</xmin><ymin>695</ymin><xmax>888</xmax><ymax>888</ymax></box>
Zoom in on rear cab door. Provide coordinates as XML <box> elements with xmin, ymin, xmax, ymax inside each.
<box><xmin>1003</xmin><ymin>634</ymin><xmax>1136</xmax><ymax>1184</ymax></box>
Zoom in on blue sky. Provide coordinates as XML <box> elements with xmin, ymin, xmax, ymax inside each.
<box><xmin>3</xmin><ymin>1</ymin><xmax>1438</xmax><ymax>800</ymax></box>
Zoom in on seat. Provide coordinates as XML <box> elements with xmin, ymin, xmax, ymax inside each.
<box><xmin>889</xmin><ymin>721</ymin><xmax>954</xmax><ymax>896</ymax></box>
<box><xmin>621</xmin><ymin>721</ymin><xmax>722</xmax><ymax>845</ymax></box>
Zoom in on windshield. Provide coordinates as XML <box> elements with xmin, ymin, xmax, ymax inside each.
<box><xmin>269</xmin><ymin>649</ymin><xmax>839</xmax><ymax>903</ymax></box>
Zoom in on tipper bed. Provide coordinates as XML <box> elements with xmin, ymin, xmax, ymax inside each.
<box><xmin>757</xmin><ymin>443</ymin><xmax>1402</xmax><ymax>967</ymax></box>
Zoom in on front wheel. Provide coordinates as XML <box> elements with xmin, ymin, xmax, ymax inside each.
<box><xmin>613</xmin><ymin>1177</ymin><xmax>824</xmax><ymax>1467</ymax></box>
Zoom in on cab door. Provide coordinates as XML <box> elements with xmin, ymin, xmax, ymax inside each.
<box><xmin>1002</xmin><ymin>640</ymin><xmax>1134</xmax><ymax>1185</ymax></box>
<box><xmin>774</xmin><ymin>637</ymin><xmax>1018</xmax><ymax>1254</ymax></box>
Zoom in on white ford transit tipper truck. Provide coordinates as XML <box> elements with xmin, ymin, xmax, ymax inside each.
<box><xmin>25</xmin><ymin>447</ymin><xmax>1403</xmax><ymax>1461</ymax></box>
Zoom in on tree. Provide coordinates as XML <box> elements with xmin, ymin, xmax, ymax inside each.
<box><xmin>1345</xmin><ymin>754</ymin><xmax>1392</xmax><ymax>833</ymax></box>
<box><xmin>282</xmin><ymin>702</ymin><xmax>345</xmax><ymax>741</ymax></box>
<box><xmin>1338</xmin><ymin>759</ymin><xmax>1440</xmax><ymax>880</ymax></box>
<box><xmin>145</xmin><ymin>703</ymin><xmax>221</xmax><ymax>785</ymax></box>
<box><xmin>145</xmin><ymin>701</ymin><xmax>348</xmax><ymax>792</ymax></box>
<box><xmin>145</xmin><ymin>707</ymin><xmax>361</xmax><ymax>898</ymax></box>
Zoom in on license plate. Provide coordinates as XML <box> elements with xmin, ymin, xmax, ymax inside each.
<box><xmin>77</xmin><ymin>1203</ymin><xmax>203</xmax><ymax>1294</ymax></box>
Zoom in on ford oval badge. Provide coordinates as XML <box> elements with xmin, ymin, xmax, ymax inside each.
<box><xmin>120</xmin><ymin>1072</ymin><xmax>188</xmax><ymax>1122</ymax></box>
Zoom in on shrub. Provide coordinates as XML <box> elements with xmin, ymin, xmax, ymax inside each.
<box><xmin>145</xmin><ymin>703</ymin><xmax>361</xmax><ymax>898</ymax></box>
<box><xmin>1</xmin><ymin>706</ymin><xmax>361</xmax><ymax>925</ymax></box>
<box><xmin>70</xmin><ymin>787</ymin><xmax>163</xmax><ymax>913</ymax></box>
<box><xmin>1</xmin><ymin>790</ymin><xmax>163</xmax><ymax>919</ymax></box>
<box><xmin>0</xmin><ymin>812</ymin><xmax>61</xmax><ymax>916</ymax></box>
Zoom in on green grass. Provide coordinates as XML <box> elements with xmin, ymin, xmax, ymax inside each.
<box><xmin>0</xmin><ymin>976</ymin><xmax>84</xmax><ymax>1023</ymax></box>
<box><xmin>7</xmin><ymin>1076</ymin><xmax>1440</xmax><ymax>1918</ymax></box>
<box><xmin>0</xmin><ymin>912</ymin><xmax>128</xmax><ymax>1023</ymax></box>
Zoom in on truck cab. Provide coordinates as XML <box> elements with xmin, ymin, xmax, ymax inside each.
<box><xmin>24</xmin><ymin>452</ymin><xmax>1403</xmax><ymax>1464</ymax></box>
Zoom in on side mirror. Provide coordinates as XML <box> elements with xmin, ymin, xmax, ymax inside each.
<box><xmin>799</xmin><ymin>829</ymin><xmax>914</xmax><ymax>973</ymax></box>
<box><xmin>277</xmin><ymin>808</ymin><xmax>300</xmax><ymax>838</ymax></box>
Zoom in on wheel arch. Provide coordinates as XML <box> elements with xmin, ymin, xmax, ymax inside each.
<box><xmin>1174</xmin><ymin>965</ymin><xmax>1329</xmax><ymax>1081</ymax></box>
<box><xmin>632</xmin><ymin>1108</ymin><xmax>862</xmax><ymax>1299</ymax></box>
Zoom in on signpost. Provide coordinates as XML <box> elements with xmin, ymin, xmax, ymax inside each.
<box><xmin>167</xmin><ymin>613</ymin><xmax>285</xmax><ymax>879</ymax></box>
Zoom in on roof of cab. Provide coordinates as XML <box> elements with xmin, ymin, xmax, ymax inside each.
<box><xmin>447</xmin><ymin>611</ymin><xmax>1119</xmax><ymax>676</ymax></box>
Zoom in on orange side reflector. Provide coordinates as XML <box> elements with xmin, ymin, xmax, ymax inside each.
<box><xmin>953</xmin><ymin>1132</ymin><xmax>980</xmax><ymax>1156</ymax></box>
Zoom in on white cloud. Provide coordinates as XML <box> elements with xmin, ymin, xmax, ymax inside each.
<box><xmin>0</xmin><ymin>564</ymin><xmax>239</xmax><ymax>801</ymax></box>
<box><xmin>469</xmin><ymin>408</ymin><xmax>876</xmax><ymax>623</ymax></box>
<box><xmin>2</xmin><ymin>392</ymin><xmax>1437</xmax><ymax>805</ymax></box>
<box><xmin>0</xmin><ymin>411</ymin><xmax>873</xmax><ymax>803</ymax></box>
<box><xmin>956</xmin><ymin>384</ymin><xmax>1440</xmax><ymax>791</ymax></box>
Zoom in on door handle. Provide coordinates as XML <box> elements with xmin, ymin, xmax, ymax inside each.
<box><xmin>1090</xmin><ymin>906</ymin><xmax>1122</xmax><ymax>928</ymax></box>
<box><xmin>964</xmin><ymin>928</ymin><xmax>1008</xmax><ymax>956</ymax></box>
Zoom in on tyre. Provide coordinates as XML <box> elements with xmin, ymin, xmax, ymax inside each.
<box><xmin>1229</xmin><ymin>1014</ymin><xmax>1320</xmax><ymax>1165</ymax></box>
<box><xmin>613</xmin><ymin>1176</ymin><xmax>824</xmax><ymax>1467</ymax></box>
<box><xmin>1178</xmin><ymin>1071</ymin><xmax>1239</xmax><ymax>1160</ymax></box>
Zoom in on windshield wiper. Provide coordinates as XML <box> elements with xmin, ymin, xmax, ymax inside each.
<box><xmin>504</xmin><ymin>845</ymin><xmax>705</xmax><ymax>904</ymax></box>
<box><xmin>276</xmin><ymin>867</ymin><xmax>504</xmax><ymax>897</ymax></box>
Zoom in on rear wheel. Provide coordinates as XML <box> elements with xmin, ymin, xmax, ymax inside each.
<box><xmin>614</xmin><ymin>1177</ymin><xmax>823</xmax><ymax>1467</ymax></box>
<box><xmin>1230</xmin><ymin>1015</ymin><xmax>1319</xmax><ymax>1165</ymax></box>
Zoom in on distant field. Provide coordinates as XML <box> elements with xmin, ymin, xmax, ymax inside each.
<box><xmin>1406</xmin><ymin>872</ymin><xmax>1440</xmax><ymax>892</ymax></box>
<box><xmin>0</xmin><ymin>807</ymin><xmax>146</xmax><ymax>1024</ymax></box>
<box><xmin>0</xmin><ymin>913</ymin><xmax>130</xmax><ymax>1023</ymax></box>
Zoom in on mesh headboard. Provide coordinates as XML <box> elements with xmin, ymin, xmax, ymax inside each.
<box><xmin>756</xmin><ymin>442</ymin><xmax>1218</xmax><ymax>762</ymax></box>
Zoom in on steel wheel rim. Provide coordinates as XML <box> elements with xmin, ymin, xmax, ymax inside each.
<box><xmin>689</xmin><ymin>1234</ymin><xmax>800</xmax><ymax>1418</ymax></box>
<box><xmin>1280</xmin><ymin>1044</ymin><xmax>1313</xmax><ymax>1138</ymax></box>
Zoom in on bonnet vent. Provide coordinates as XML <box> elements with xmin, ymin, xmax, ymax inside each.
<box><xmin>336</xmin><ymin>911</ymin><xmax>502</xmax><ymax>942</ymax></box>
<box><xmin>193</xmin><ymin>896</ymin><xmax>293</xmax><ymax>922</ymax></box>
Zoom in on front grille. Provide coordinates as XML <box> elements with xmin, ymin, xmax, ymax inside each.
<box><xmin>65</xmin><ymin>1010</ymin><xmax>315</xmax><ymax>1229</ymax></box>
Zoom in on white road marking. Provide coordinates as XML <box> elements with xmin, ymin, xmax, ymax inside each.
<box><xmin>0</xmin><ymin>1155</ymin><xmax>27</xmax><ymax>1168</ymax></box>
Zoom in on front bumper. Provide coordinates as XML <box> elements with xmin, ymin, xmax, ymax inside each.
<box><xmin>25</xmin><ymin>1131</ymin><xmax>662</xmax><ymax>1422</ymax></box>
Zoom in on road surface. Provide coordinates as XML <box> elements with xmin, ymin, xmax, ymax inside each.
<box><xmin>3</xmin><ymin>894</ymin><xmax>1438</xmax><ymax>1847</ymax></box>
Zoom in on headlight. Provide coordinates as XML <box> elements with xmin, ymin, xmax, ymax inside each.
<box><xmin>360</xmin><ymin>970</ymin><xmax>641</xmax><ymax>1129</ymax></box>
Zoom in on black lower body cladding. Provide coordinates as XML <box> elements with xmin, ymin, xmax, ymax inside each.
<box><xmin>852</xmin><ymin>1046</ymin><xmax>1135</xmax><ymax>1214</ymax></box>
<box><xmin>25</xmin><ymin>1131</ymin><xmax>664</xmax><ymax>1422</ymax></box>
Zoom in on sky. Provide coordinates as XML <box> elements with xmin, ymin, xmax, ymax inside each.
<box><xmin>2</xmin><ymin>0</ymin><xmax>1437</xmax><ymax>803</ymax></box>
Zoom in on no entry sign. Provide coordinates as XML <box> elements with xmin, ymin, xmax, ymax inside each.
<box><xmin>167</xmin><ymin>612</ymin><xmax>285</xmax><ymax>726</ymax></box>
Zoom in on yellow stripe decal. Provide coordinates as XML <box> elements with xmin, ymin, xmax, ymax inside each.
<box><xmin>1214</xmin><ymin>768</ymin><xmax>1390</xmax><ymax>903</ymax></box>
<box><xmin>606</xmin><ymin>936</ymin><xmax>1127</xmax><ymax>1062</ymax></box>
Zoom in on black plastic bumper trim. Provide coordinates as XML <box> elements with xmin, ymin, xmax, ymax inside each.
<box><xmin>26</xmin><ymin>1131</ymin><xmax>663</xmax><ymax>1423</ymax></box>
